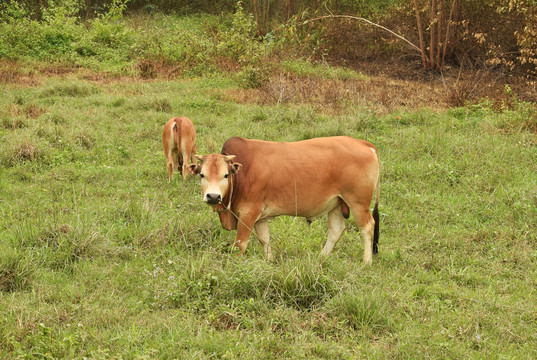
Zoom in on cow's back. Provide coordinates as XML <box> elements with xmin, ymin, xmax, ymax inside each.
<box><xmin>221</xmin><ymin>136</ymin><xmax>377</xmax><ymax>177</ymax></box>
<box><xmin>221</xmin><ymin>136</ymin><xmax>379</xmax><ymax>218</ymax></box>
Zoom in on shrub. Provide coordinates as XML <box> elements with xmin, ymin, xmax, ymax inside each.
<box><xmin>216</xmin><ymin>1</ymin><xmax>265</xmax><ymax>66</ymax></box>
<box><xmin>236</xmin><ymin>64</ymin><xmax>270</xmax><ymax>89</ymax></box>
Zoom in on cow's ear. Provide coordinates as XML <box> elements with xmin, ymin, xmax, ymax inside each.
<box><xmin>230</xmin><ymin>162</ymin><xmax>242</xmax><ymax>174</ymax></box>
<box><xmin>188</xmin><ymin>163</ymin><xmax>200</xmax><ymax>175</ymax></box>
<box><xmin>195</xmin><ymin>155</ymin><xmax>205</xmax><ymax>162</ymax></box>
<box><xmin>223</xmin><ymin>155</ymin><xmax>236</xmax><ymax>162</ymax></box>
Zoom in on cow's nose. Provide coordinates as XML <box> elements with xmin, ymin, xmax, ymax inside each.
<box><xmin>205</xmin><ymin>193</ymin><xmax>221</xmax><ymax>205</ymax></box>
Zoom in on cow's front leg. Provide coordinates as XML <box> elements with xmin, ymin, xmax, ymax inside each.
<box><xmin>234</xmin><ymin>211</ymin><xmax>259</xmax><ymax>256</ymax></box>
<box><xmin>254</xmin><ymin>219</ymin><xmax>273</xmax><ymax>261</ymax></box>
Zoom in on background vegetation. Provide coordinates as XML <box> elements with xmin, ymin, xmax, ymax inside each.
<box><xmin>1</xmin><ymin>0</ymin><xmax>536</xmax><ymax>358</ymax></box>
<box><xmin>2</xmin><ymin>0</ymin><xmax>537</xmax><ymax>76</ymax></box>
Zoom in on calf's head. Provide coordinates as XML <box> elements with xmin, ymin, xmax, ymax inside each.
<box><xmin>188</xmin><ymin>154</ymin><xmax>242</xmax><ymax>206</ymax></box>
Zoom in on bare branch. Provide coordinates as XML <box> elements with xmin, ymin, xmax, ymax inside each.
<box><xmin>430</xmin><ymin>0</ymin><xmax>437</xmax><ymax>68</ymax></box>
<box><xmin>298</xmin><ymin>14</ymin><xmax>422</xmax><ymax>55</ymax></box>
<box><xmin>442</xmin><ymin>0</ymin><xmax>458</xmax><ymax>68</ymax></box>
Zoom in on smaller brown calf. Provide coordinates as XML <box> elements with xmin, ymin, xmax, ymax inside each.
<box><xmin>162</xmin><ymin>117</ymin><xmax>197</xmax><ymax>181</ymax></box>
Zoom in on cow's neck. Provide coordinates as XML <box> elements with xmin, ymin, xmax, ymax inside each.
<box><xmin>213</xmin><ymin>173</ymin><xmax>239</xmax><ymax>230</ymax></box>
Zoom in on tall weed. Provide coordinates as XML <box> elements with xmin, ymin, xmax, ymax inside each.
<box><xmin>327</xmin><ymin>291</ymin><xmax>390</xmax><ymax>333</ymax></box>
<box><xmin>0</xmin><ymin>245</ymin><xmax>34</xmax><ymax>292</ymax></box>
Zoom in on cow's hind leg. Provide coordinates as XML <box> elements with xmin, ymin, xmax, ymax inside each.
<box><xmin>349</xmin><ymin>205</ymin><xmax>375</xmax><ymax>264</ymax></box>
<box><xmin>320</xmin><ymin>206</ymin><xmax>346</xmax><ymax>257</ymax></box>
<box><xmin>254</xmin><ymin>219</ymin><xmax>273</xmax><ymax>261</ymax></box>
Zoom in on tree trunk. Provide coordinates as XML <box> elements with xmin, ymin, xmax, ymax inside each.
<box><xmin>413</xmin><ymin>0</ymin><xmax>429</xmax><ymax>68</ymax></box>
<box><xmin>252</xmin><ymin>0</ymin><xmax>270</xmax><ymax>36</ymax></box>
<box><xmin>430</xmin><ymin>0</ymin><xmax>437</xmax><ymax>68</ymax></box>
<box><xmin>287</xmin><ymin>0</ymin><xmax>291</xmax><ymax>20</ymax></box>
<box><xmin>85</xmin><ymin>0</ymin><xmax>92</xmax><ymax>20</ymax></box>
<box><xmin>252</xmin><ymin>0</ymin><xmax>261</xmax><ymax>36</ymax></box>
<box><xmin>262</xmin><ymin>0</ymin><xmax>269</xmax><ymax>35</ymax></box>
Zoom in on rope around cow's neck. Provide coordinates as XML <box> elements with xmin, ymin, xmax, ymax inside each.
<box><xmin>215</xmin><ymin>171</ymin><xmax>234</xmax><ymax>213</ymax></box>
<box><xmin>212</xmin><ymin>171</ymin><xmax>286</xmax><ymax>259</ymax></box>
<box><xmin>226</xmin><ymin>171</ymin><xmax>234</xmax><ymax>211</ymax></box>
<box><xmin>213</xmin><ymin>172</ymin><xmax>262</xmax><ymax>243</ymax></box>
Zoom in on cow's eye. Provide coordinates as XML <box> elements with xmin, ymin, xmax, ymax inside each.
<box><xmin>200</xmin><ymin>174</ymin><xmax>205</xmax><ymax>178</ymax></box>
<box><xmin>224</xmin><ymin>174</ymin><xmax>229</xmax><ymax>179</ymax></box>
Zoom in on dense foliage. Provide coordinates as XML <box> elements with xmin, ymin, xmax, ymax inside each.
<box><xmin>1</xmin><ymin>0</ymin><xmax>536</xmax><ymax>77</ymax></box>
<box><xmin>0</xmin><ymin>1</ymin><xmax>271</xmax><ymax>82</ymax></box>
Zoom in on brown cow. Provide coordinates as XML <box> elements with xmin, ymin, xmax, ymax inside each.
<box><xmin>162</xmin><ymin>117</ymin><xmax>197</xmax><ymax>181</ymax></box>
<box><xmin>188</xmin><ymin>136</ymin><xmax>380</xmax><ymax>264</ymax></box>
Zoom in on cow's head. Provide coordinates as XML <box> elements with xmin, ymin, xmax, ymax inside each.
<box><xmin>188</xmin><ymin>154</ymin><xmax>242</xmax><ymax>206</ymax></box>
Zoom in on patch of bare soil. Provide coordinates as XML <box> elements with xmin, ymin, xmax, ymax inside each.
<box><xmin>39</xmin><ymin>62</ymin><xmax>80</xmax><ymax>76</ymax></box>
<box><xmin>222</xmin><ymin>59</ymin><xmax>536</xmax><ymax>115</ymax></box>
<box><xmin>353</xmin><ymin>59</ymin><xmax>537</xmax><ymax>105</ymax></box>
<box><xmin>220</xmin><ymin>72</ymin><xmax>453</xmax><ymax>114</ymax></box>
<box><xmin>0</xmin><ymin>60</ymin><xmax>41</xmax><ymax>86</ymax></box>
<box><xmin>2</xmin><ymin>59</ymin><xmax>535</xmax><ymax>113</ymax></box>
<box><xmin>80</xmin><ymin>70</ymin><xmax>138</xmax><ymax>84</ymax></box>
<box><xmin>0</xmin><ymin>59</ymin><xmax>143</xmax><ymax>86</ymax></box>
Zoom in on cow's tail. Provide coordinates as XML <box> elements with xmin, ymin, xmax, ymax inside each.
<box><xmin>372</xmin><ymin>149</ymin><xmax>380</xmax><ymax>255</ymax></box>
<box><xmin>173</xmin><ymin>118</ymin><xmax>183</xmax><ymax>173</ymax></box>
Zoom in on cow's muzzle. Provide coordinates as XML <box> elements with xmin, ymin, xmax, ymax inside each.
<box><xmin>205</xmin><ymin>193</ymin><xmax>221</xmax><ymax>205</ymax></box>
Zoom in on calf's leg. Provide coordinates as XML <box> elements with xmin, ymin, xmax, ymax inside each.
<box><xmin>181</xmin><ymin>149</ymin><xmax>189</xmax><ymax>181</ymax></box>
<box><xmin>166</xmin><ymin>149</ymin><xmax>179</xmax><ymax>182</ymax></box>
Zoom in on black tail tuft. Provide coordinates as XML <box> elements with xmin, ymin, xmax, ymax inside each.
<box><xmin>372</xmin><ymin>202</ymin><xmax>380</xmax><ymax>254</ymax></box>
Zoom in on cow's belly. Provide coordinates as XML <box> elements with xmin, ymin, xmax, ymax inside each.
<box><xmin>259</xmin><ymin>196</ymin><xmax>341</xmax><ymax>220</ymax></box>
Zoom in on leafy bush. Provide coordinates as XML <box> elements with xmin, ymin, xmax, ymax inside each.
<box><xmin>0</xmin><ymin>1</ymin><xmax>275</xmax><ymax>75</ymax></box>
<box><xmin>216</xmin><ymin>1</ymin><xmax>265</xmax><ymax>65</ymax></box>
<box><xmin>0</xmin><ymin>1</ymin><xmax>83</xmax><ymax>60</ymax></box>
<box><xmin>236</xmin><ymin>65</ymin><xmax>270</xmax><ymax>88</ymax></box>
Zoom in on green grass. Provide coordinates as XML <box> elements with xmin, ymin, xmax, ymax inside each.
<box><xmin>0</xmin><ymin>68</ymin><xmax>536</xmax><ymax>359</ymax></box>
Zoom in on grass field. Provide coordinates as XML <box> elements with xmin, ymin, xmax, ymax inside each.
<box><xmin>0</xmin><ymin>60</ymin><xmax>536</xmax><ymax>359</ymax></box>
